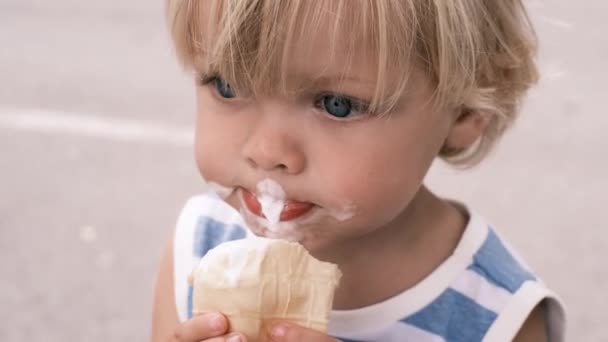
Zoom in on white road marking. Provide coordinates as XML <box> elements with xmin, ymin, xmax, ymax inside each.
<box><xmin>538</xmin><ymin>15</ymin><xmax>574</xmax><ymax>30</ymax></box>
<box><xmin>0</xmin><ymin>107</ymin><xmax>193</xmax><ymax>146</ymax></box>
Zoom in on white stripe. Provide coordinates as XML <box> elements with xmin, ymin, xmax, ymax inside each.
<box><xmin>483</xmin><ymin>282</ymin><xmax>566</xmax><ymax>342</ymax></box>
<box><xmin>0</xmin><ymin>107</ymin><xmax>193</xmax><ymax>146</ymax></box>
<box><xmin>450</xmin><ymin>269</ymin><xmax>511</xmax><ymax>314</ymax></box>
<box><xmin>334</xmin><ymin>321</ymin><xmax>445</xmax><ymax>342</ymax></box>
<box><xmin>380</xmin><ymin>322</ymin><xmax>445</xmax><ymax>342</ymax></box>
<box><xmin>328</xmin><ymin>214</ymin><xmax>490</xmax><ymax>336</ymax></box>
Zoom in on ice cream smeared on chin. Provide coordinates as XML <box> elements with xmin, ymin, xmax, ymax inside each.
<box><xmin>240</xmin><ymin>178</ymin><xmax>304</xmax><ymax>241</ymax></box>
<box><xmin>204</xmin><ymin>178</ymin><xmax>357</xmax><ymax>242</ymax></box>
<box><xmin>241</xmin><ymin>207</ymin><xmax>301</xmax><ymax>242</ymax></box>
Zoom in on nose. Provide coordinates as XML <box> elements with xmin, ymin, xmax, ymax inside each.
<box><xmin>241</xmin><ymin>118</ymin><xmax>306</xmax><ymax>175</ymax></box>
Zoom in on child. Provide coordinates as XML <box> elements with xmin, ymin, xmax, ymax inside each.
<box><xmin>152</xmin><ymin>0</ymin><xmax>565</xmax><ymax>341</ymax></box>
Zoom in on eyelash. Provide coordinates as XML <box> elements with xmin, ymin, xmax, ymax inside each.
<box><xmin>198</xmin><ymin>73</ymin><xmax>220</xmax><ymax>87</ymax></box>
<box><xmin>313</xmin><ymin>93</ymin><xmax>372</xmax><ymax>118</ymax></box>
<box><xmin>198</xmin><ymin>73</ymin><xmax>375</xmax><ymax>119</ymax></box>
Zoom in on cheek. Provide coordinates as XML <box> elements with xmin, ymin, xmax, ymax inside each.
<box><xmin>194</xmin><ymin>138</ymin><xmax>221</xmax><ymax>181</ymax></box>
<box><xmin>316</xmin><ymin>131</ymin><xmax>434</xmax><ymax>228</ymax></box>
<box><xmin>352</xmin><ymin>167</ymin><xmax>418</xmax><ymax>225</ymax></box>
<box><xmin>322</xmin><ymin>150</ymin><xmax>417</xmax><ymax>218</ymax></box>
<box><xmin>193</xmin><ymin>94</ymin><xmax>242</xmax><ymax>183</ymax></box>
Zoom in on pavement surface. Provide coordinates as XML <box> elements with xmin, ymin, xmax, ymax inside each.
<box><xmin>1</xmin><ymin>1</ymin><xmax>607</xmax><ymax>341</ymax></box>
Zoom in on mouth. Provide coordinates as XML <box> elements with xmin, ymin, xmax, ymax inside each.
<box><xmin>241</xmin><ymin>188</ymin><xmax>314</xmax><ymax>222</ymax></box>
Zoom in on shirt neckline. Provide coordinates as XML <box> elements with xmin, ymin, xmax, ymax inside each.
<box><xmin>328</xmin><ymin>211</ymin><xmax>490</xmax><ymax>336</ymax></box>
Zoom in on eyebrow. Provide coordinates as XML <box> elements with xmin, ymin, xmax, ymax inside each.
<box><xmin>284</xmin><ymin>72</ymin><xmax>377</xmax><ymax>94</ymax></box>
<box><xmin>287</xmin><ymin>71</ymin><xmax>376</xmax><ymax>86</ymax></box>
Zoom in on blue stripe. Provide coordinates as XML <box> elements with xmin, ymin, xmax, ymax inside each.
<box><xmin>187</xmin><ymin>285</ymin><xmax>193</xmax><ymax>319</ymax></box>
<box><xmin>402</xmin><ymin>288</ymin><xmax>496</xmax><ymax>342</ymax></box>
<box><xmin>192</xmin><ymin>217</ymin><xmax>246</xmax><ymax>258</ymax></box>
<box><xmin>189</xmin><ymin>216</ymin><xmax>246</xmax><ymax>319</ymax></box>
<box><xmin>227</xmin><ymin>225</ymin><xmax>248</xmax><ymax>241</ymax></box>
<box><xmin>468</xmin><ymin>228</ymin><xmax>535</xmax><ymax>293</ymax></box>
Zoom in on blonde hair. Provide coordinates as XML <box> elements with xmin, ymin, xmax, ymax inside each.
<box><xmin>166</xmin><ymin>0</ymin><xmax>538</xmax><ymax>167</ymax></box>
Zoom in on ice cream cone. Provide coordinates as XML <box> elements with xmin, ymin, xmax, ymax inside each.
<box><xmin>190</xmin><ymin>238</ymin><xmax>341</xmax><ymax>341</ymax></box>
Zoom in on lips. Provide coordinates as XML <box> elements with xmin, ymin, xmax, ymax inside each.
<box><xmin>242</xmin><ymin>188</ymin><xmax>314</xmax><ymax>221</ymax></box>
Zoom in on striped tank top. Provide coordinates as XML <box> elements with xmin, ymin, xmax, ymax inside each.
<box><xmin>173</xmin><ymin>192</ymin><xmax>566</xmax><ymax>341</ymax></box>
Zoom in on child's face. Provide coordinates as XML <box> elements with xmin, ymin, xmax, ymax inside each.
<box><xmin>193</xmin><ymin>27</ymin><xmax>456</xmax><ymax>255</ymax></box>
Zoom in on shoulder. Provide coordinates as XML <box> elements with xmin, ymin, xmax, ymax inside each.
<box><xmin>404</xmin><ymin>209</ymin><xmax>566</xmax><ymax>341</ymax></box>
<box><xmin>462</xmin><ymin>216</ymin><xmax>567</xmax><ymax>342</ymax></box>
<box><xmin>513</xmin><ymin>303</ymin><xmax>548</xmax><ymax>342</ymax></box>
<box><xmin>328</xmin><ymin>213</ymin><xmax>565</xmax><ymax>342</ymax></box>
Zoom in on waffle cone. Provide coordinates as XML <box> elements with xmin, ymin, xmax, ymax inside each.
<box><xmin>191</xmin><ymin>238</ymin><xmax>341</xmax><ymax>341</ymax></box>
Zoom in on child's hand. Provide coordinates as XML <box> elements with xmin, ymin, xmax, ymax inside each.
<box><xmin>264</xmin><ymin>322</ymin><xmax>339</xmax><ymax>342</ymax></box>
<box><xmin>169</xmin><ymin>312</ymin><xmax>246</xmax><ymax>342</ymax></box>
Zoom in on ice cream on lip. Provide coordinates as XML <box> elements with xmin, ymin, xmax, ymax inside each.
<box><xmin>206</xmin><ymin>178</ymin><xmax>357</xmax><ymax>233</ymax></box>
<box><xmin>239</xmin><ymin>206</ymin><xmax>302</xmax><ymax>242</ymax></box>
<box><xmin>242</xmin><ymin>178</ymin><xmax>315</xmax><ymax>223</ymax></box>
<box><xmin>242</xmin><ymin>178</ymin><xmax>357</xmax><ymax>226</ymax></box>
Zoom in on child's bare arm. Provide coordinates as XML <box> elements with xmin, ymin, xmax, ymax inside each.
<box><xmin>150</xmin><ymin>237</ymin><xmax>244</xmax><ymax>342</ymax></box>
<box><xmin>513</xmin><ymin>304</ymin><xmax>547</xmax><ymax>342</ymax></box>
<box><xmin>151</xmin><ymin>237</ymin><xmax>180</xmax><ymax>340</ymax></box>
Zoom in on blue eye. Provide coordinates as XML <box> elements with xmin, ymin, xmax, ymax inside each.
<box><xmin>320</xmin><ymin>95</ymin><xmax>353</xmax><ymax>118</ymax></box>
<box><xmin>212</xmin><ymin>77</ymin><xmax>236</xmax><ymax>98</ymax></box>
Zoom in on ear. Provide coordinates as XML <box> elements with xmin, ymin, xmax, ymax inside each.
<box><xmin>443</xmin><ymin>109</ymin><xmax>490</xmax><ymax>151</ymax></box>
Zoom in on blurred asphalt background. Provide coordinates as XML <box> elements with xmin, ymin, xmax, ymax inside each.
<box><xmin>1</xmin><ymin>0</ymin><xmax>606</xmax><ymax>341</ymax></box>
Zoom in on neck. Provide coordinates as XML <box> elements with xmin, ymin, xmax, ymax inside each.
<box><xmin>325</xmin><ymin>186</ymin><xmax>468</xmax><ymax>310</ymax></box>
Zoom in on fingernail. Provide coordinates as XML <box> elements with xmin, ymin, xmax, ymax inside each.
<box><xmin>272</xmin><ymin>324</ymin><xmax>288</xmax><ymax>338</ymax></box>
<box><xmin>227</xmin><ymin>333</ymin><xmax>242</xmax><ymax>342</ymax></box>
<box><xmin>209</xmin><ymin>313</ymin><xmax>225</xmax><ymax>331</ymax></box>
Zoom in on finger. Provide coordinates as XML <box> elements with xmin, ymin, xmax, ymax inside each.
<box><xmin>171</xmin><ymin>313</ymin><xmax>228</xmax><ymax>341</ymax></box>
<box><xmin>203</xmin><ymin>332</ymin><xmax>247</xmax><ymax>342</ymax></box>
<box><xmin>264</xmin><ymin>322</ymin><xmax>339</xmax><ymax>342</ymax></box>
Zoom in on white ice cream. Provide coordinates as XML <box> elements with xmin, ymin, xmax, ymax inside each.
<box><xmin>327</xmin><ymin>204</ymin><xmax>356</xmax><ymax>222</ymax></box>
<box><xmin>240</xmin><ymin>207</ymin><xmax>301</xmax><ymax>242</ymax></box>
<box><xmin>294</xmin><ymin>202</ymin><xmax>356</xmax><ymax>225</ymax></box>
<box><xmin>256</xmin><ymin>178</ymin><xmax>286</xmax><ymax>224</ymax></box>
<box><xmin>239</xmin><ymin>178</ymin><xmax>357</xmax><ymax>241</ymax></box>
<box><xmin>195</xmin><ymin>236</ymin><xmax>272</xmax><ymax>288</ymax></box>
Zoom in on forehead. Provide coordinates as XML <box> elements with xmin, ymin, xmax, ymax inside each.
<box><xmin>201</xmin><ymin>1</ymin><xmax>378</xmax><ymax>70</ymax></box>
<box><xmin>196</xmin><ymin>0</ymin><xmax>416</xmax><ymax>106</ymax></box>
<box><xmin>282</xmin><ymin>26</ymin><xmax>380</xmax><ymax>87</ymax></box>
